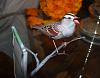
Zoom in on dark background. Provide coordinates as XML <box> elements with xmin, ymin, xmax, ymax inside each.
<box><xmin>77</xmin><ymin>0</ymin><xmax>94</xmax><ymax>19</ymax></box>
<box><xmin>1</xmin><ymin>0</ymin><xmax>100</xmax><ymax>78</ymax></box>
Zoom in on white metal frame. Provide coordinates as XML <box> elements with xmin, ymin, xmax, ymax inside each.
<box><xmin>12</xmin><ymin>26</ymin><xmax>28</xmax><ymax>78</ymax></box>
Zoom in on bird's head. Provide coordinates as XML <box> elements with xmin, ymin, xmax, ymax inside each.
<box><xmin>63</xmin><ymin>13</ymin><xmax>80</xmax><ymax>25</ymax></box>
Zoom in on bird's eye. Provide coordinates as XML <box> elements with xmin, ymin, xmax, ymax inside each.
<box><xmin>67</xmin><ymin>17</ymin><xmax>71</xmax><ymax>19</ymax></box>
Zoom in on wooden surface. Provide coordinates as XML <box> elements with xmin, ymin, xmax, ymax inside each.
<box><xmin>0</xmin><ymin>34</ymin><xmax>100</xmax><ymax>78</ymax></box>
<box><xmin>0</xmin><ymin>52</ymin><xmax>14</xmax><ymax>78</ymax></box>
<box><xmin>28</xmin><ymin>33</ymin><xmax>100</xmax><ymax>78</ymax></box>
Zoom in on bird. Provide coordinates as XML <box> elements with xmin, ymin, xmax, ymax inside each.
<box><xmin>32</xmin><ymin>13</ymin><xmax>80</xmax><ymax>40</ymax></box>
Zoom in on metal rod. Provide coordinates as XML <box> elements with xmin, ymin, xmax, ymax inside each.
<box><xmin>79</xmin><ymin>16</ymin><xmax>100</xmax><ymax>78</ymax></box>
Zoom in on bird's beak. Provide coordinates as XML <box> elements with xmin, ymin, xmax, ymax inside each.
<box><xmin>73</xmin><ymin>16</ymin><xmax>80</xmax><ymax>25</ymax></box>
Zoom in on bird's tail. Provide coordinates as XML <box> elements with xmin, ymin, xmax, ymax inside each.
<box><xmin>32</xmin><ymin>24</ymin><xmax>44</xmax><ymax>30</ymax></box>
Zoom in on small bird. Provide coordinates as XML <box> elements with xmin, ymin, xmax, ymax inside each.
<box><xmin>32</xmin><ymin>13</ymin><xmax>80</xmax><ymax>39</ymax></box>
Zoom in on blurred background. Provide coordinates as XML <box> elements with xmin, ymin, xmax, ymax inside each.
<box><xmin>0</xmin><ymin>0</ymin><xmax>100</xmax><ymax>78</ymax></box>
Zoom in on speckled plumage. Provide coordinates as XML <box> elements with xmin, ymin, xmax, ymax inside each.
<box><xmin>32</xmin><ymin>13</ymin><xmax>79</xmax><ymax>39</ymax></box>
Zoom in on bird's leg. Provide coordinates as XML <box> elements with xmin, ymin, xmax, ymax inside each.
<box><xmin>52</xmin><ymin>40</ymin><xmax>66</xmax><ymax>55</ymax></box>
<box><xmin>52</xmin><ymin>40</ymin><xmax>59</xmax><ymax>53</ymax></box>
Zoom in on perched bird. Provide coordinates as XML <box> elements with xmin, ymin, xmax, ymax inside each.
<box><xmin>32</xmin><ymin>13</ymin><xmax>80</xmax><ymax>39</ymax></box>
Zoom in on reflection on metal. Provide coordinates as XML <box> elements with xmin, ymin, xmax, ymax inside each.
<box><xmin>80</xmin><ymin>16</ymin><xmax>100</xmax><ymax>45</ymax></box>
<box><xmin>79</xmin><ymin>16</ymin><xmax>100</xmax><ymax>78</ymax></box>
<box><xmin>12</xmin><ymin>26</ymin><xmax>28</xmax><ymax>78</ymax></box>
<box><xmin>80</xmin><ymin>3</ymin><xmax>100</xmax><ymax>45</ymax></box>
